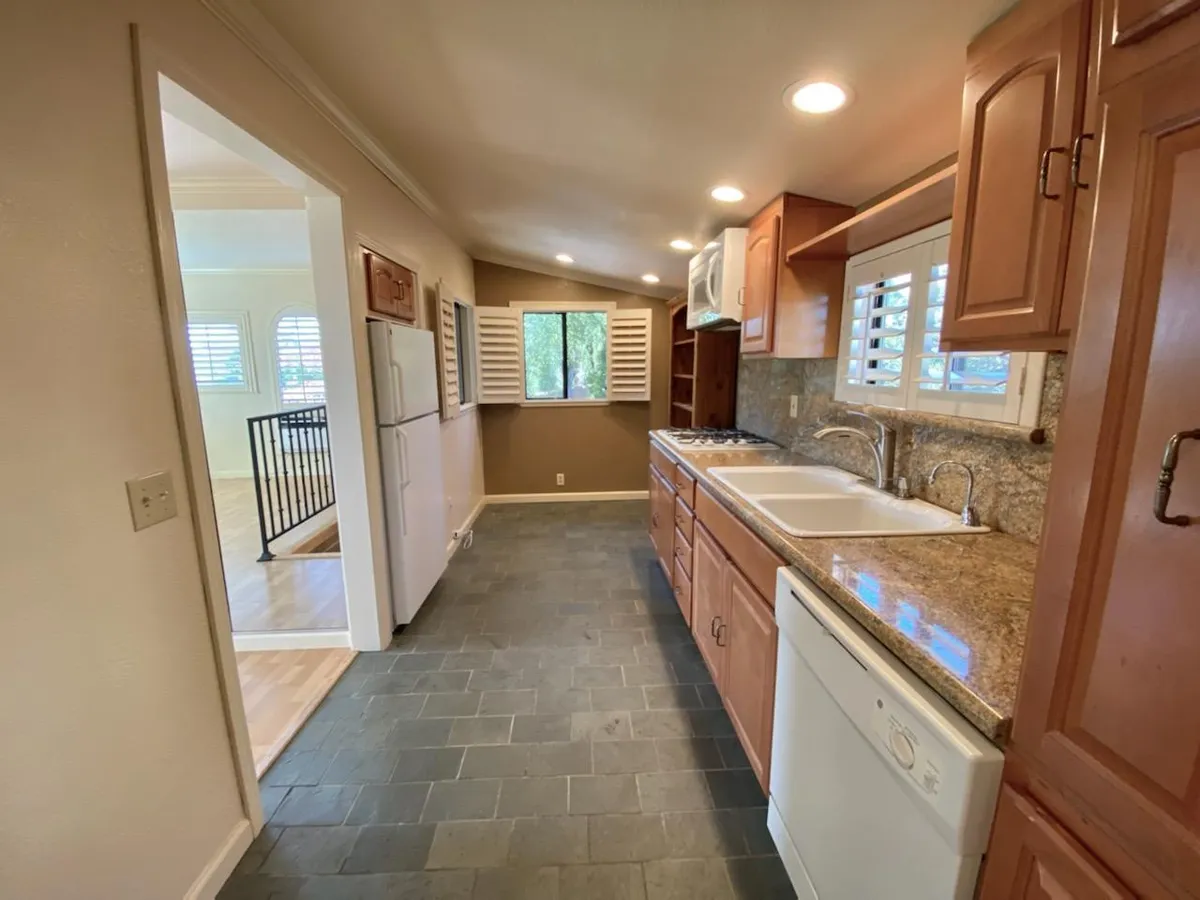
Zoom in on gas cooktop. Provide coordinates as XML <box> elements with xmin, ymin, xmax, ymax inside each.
<box><xmin>658</xmin><ymin>428</ymin><xmax>773</xmax><ymax>449</ymax></box>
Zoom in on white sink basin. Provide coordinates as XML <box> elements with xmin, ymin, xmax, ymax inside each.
<box><xmin>707</xmin><ymin>465</ymin><xmax>990</xmax><ymax>538</ymax></box>
<box><xmin>708</xmin><ymin>465</ymin><xmax>859</xmax><ymax>496</ymax></box>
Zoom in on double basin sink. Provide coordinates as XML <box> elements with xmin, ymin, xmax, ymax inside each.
<box><xmin>707</xmin><ymin>466</ymin><xmax>991</xmax><ymax>538</ymax></box>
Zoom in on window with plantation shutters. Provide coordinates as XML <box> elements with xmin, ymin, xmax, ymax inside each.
<box><xmin>275</xmin><ymin>313</ymin><xmax>325</xmax><ymax>405</ymax></box>
<box><xmin>835</xmin><ymin>222</ymin><xmax>1045</xmax><ymax>427</ymax></box>
<box><xmin>609</xmin><ymin>309</ymin><xmax>652</xmax><ymax>401</ymax></box>
<box><xmin>187</xmin><ymin>314</ymin><xmax>253</xmax><ymax>391</ymax></box>
<box><xmin>434</xmin><ymin>281</ymin><xmax>460</xmax><ymax>418</ymax></box>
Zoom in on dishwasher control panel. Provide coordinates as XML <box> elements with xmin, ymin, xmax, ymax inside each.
<box><xmin>872</xmin><ymin>698</ymin><xmax>943</xmax><ymax>797</ymax></box>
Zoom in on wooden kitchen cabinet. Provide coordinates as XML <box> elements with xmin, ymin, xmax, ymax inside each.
<box><xmin>978</xmin><ymin>788</ymin><xmax>1134</xmax><ymax>899</ymax></box>
<box><xmin>690</xmin><ymin>522</ymin><xmax>730</xmax><ymax>690</ymax></box>
<box><xmin>941</xmin><ymin>0</ymin><xmax>1091</xmax><ymax>351</ymax></box>
<box><xmin>987</xmin><ymin>27</ymin><xmax>1200</xmax><ymax>900</ymax></box>
<box><xmin>648</xmin><ymin>465</ymin><xmax>676</xmax><ymax>583</ymax></box>
<box><xmin>739</xmin><ymin>194</ymin><xmax>853</xmax><ymax>359</ymax></box>
<box><xmin>723</xmin><ymin>564</ymin><xmax>778</xmax><ymax>792</ymax></box>
<box><xmin>364</xmin><ymin>250</ymin><xmax>417</xmax><ymax>323</ymax></box>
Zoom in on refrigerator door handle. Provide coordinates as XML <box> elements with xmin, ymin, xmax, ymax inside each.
<box><xmin>390</xmin><ymin>359</ymin><xmax>406</xmax><ymax>423</ymax></box>
<box><xmin>399</xmin><ymin>428</ymin><xmax>411</xmax><ymax>489</ymax></box>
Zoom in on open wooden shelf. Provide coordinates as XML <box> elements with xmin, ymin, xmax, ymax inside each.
<box><xmin>672</xmin><ymin>401</ymin><xmax>694</xmax><ymax>413</ymax></box>
<box><xmin>673</xmin><ymin>337</ymin><xmax>696</xmax><ymax>346</ymax></box>
<box><xmin>785</xmin><ymin>161</ymin><xmax>957</xmax><ymax>262</ymax></box>
<box><xmin>672</xmin><ymin>373</ymin><xmax>694</xmax><ymax>380</ymax></box>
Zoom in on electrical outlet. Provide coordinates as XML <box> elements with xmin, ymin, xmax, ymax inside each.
<box><xmin>126</xmin><ymin>470</ymin><xmax>178</xmax><ymax>531</ymax></box>
<box><xmin>556</xmin><ymin>473</ymin><xmax>565</xmax><ymax>486</ymax></box>
<box><xmin>789</xmin><ymin>395</ymin><xmax>799</xmax><ymax>418</ymax></box>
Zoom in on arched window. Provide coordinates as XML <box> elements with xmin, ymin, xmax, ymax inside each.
<box><xmin>275</xmin><ymin>313</ymin><xmax>325</xmax><ymax>405</ymax></box>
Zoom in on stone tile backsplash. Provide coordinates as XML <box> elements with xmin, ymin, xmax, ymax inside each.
<box><xmin>735</xmin><ymin>354</ymin><xmax>1066</xmax><ymax>542</ymax></box>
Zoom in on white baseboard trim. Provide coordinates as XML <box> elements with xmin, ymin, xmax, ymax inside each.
<box><xmin>185</xmin><ymin>818</ymin><xmax>252</xmax><ymax>900</ymax></box>
<box><xmin>446</xmin><ymin>495</ymin><xmax>488</xmax><ymax>557</ymax></box>
<box><xmin>486</xmin><ymin>490</ymin><xmax>649</xmax><ymax>505</ymax></box>
<box><xmin>232</xmin><ymin>629</ymin><xmax>352</xmax><ymax>651</ymax></box>
<box><xmin>210</xmin><ymin>470</ymin><xmax>253</xmax><ymax>480</ymax></box>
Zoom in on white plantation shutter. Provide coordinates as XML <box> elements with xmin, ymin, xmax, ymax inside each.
<box><xmin>187</xmin><ymin>316</ymin><xmax>251</xmax><ymax>389</ymax></box>
<box><xmin>475</xmin><ymin>307</ymin><xmax>524</xmax><ymax>403</ymax></box>
<box><xmin>433</xmin><ymin>281</ymin><xmax>460</xmax><ymax>418</ymax></box>
<box><xmin>275</xmin><ymin>313</ymin><xmax>325</xmax><ymax>404</ymax></box>
<box><xmin>608</xmin><ymin>309</ymin><xmax>652</xmax><ymax>401</ymax></box>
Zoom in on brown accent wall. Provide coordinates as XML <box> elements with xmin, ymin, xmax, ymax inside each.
<box><xmin>474</xmin><ymin>261</ymin><xmax>670</xmax><ymax>495</ymax></box>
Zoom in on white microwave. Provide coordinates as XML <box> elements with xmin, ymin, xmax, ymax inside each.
<box><xmin>686</xmin><ymin>227</ymin><xmax>747</xmax><ymax>331</ymax></box>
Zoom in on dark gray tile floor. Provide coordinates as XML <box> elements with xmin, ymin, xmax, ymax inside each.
<box><xmin>220</xmin><ymin>502</ymin><xmax>796</xmax><ymax>900</ymax></box>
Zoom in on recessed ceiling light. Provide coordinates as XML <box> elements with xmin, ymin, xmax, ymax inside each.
<box><xmin>669</xmin><ymin>239</ymin><xmax>694</xmax><ymax>252</ymax></box>
<box><xmin>641</xmin><ymin>274</ymin><xmax>661</xmax><ymax>284</ymax></box>
<box><xmin>787</xmin><ymin>80</ymin><xmax>849</xmax><ymax>114</ymax></box>
<box><xmin>705</xmin><ymin>240</ymin><xmax>719</xmax><ymax>249</ymax></box>
<box><xmin>555</xmin><ymin>253</ymin><xmax>574</xmax><ymax>264</ymax></box>
<box><xmin>710</xmin><ymin>185</ymin><xmax>745</xmax><ymax>203</ymax></box>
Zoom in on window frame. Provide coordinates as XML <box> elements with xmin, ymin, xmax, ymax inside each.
<box><xmin>510</xmin><ymin>300</ymin><xmax>616</xmax><ymax>407</ymax></box>
<box><xmin>186</xmin><ymin>311</ymin><xmax>256</xmax><ymax>393</ymax></box>
<box><xmin>272</xmin><ymin>309</ymin><xmax>326</xmax><ymax>407</ymax></box>
<box><xmin>454</xmin><ymin>300</ymin><xmax>477</xmax><ymax>412</ymax></box>
<box><xmin>834</xmin><ymin>221</ymin><xmax>1045</xmax><ymax>428</ymax></box>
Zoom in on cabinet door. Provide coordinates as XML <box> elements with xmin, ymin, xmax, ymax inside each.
<box><xmin>942</xmin><ymin>1</ymin><xmax>1089</xmax><ymax>349</ymax></box>
<box><xmin>1011</xmin><ymin>47</ymin><xmax>1200</xmax><ymax>895</ymax></box>
<box><xmin>978</xmin><ymin>788</ymin><xmax>1134</xmax><ymax>899</ymax></box>
<box><xmin>394</xmin><ymin>265</ymin><xmax>417</xmax><ymax>323</ymax></box>
<box><xmin>739</xmin><ymin>211</ymin><xmax>780</xmax><ymax>355</ymax></box>
<box><xmin>723</xmin><ymin>564</ymin><xmax>778</xmax><ymax>793</ymax></box>
<box><xmin>650</xmin><ymin>468</ymin><xmax>676</xmax><ymax>584</ymax></box>
<box><xmin>690</xmin><ymin>523</ymin><xmax>729</xmax><ymax>690</ymax></box>
<box><xmin>366</xmin><ymin>253</ymin><xmax>399</xmax><ymax>318</ymax></box>
<box><xmin>648</xmin><ymin>464</ymin><xmax>662</xmax><ymax>559</ymax></box>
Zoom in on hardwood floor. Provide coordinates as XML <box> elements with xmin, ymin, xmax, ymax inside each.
<box><xmin>211</xmin><ymin>478</ymin><xmax>348</xmax><ymax>632</ymax></box>
<box><xmin>236</xmin><ymin>647</ymin><xmax>356</xmax><ymax>777</ymax></box>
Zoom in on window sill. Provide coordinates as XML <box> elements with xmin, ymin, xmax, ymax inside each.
<box><xmin>520</xmin><ymin>400</ymin><xmax>611</xmax><ymax>409</ymax></box>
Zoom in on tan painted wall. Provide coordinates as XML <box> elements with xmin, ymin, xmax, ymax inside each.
<box><xmin>0</xmin><ymin>2</ymin><xmax>481</xmax><ymax>897</ymax></box>
<box><xmin>474</xmin><ymin>261</ymin><xmax>670</xmax><ymax>496</ymax></box>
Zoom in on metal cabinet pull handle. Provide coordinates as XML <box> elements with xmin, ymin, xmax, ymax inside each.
<box><xmin>715</xmin><ymin>623</ymin><xmax>728</xmax><ymax>647</ymax></box>
<box><xmin>710</xmin><ymin>616</ymin><xmax>721</xmax><ymax>638</ymax></box>
<box><xmin>651</xmin><ymin>513</ymin><xmax>659</xmax><ymax>527</ymax></box>
<box><xmin>736</xmin><ymin>286</ymin><xmax>746</xmax><ymax>307</ymax></box>
<box><xmin>1039</xmin><ymin>146</ymin><xmax>1067</xmax><ymax>200</ymax></box>
<box><xmin>1155</xmin><ymin>430</ymin><xmax>1200</xmax><ymax>526</ymax></box>
<box><xmin>1070</xmin><ymin>133</ymin><xmax>1095</xmax><ymax>189</ymax></box>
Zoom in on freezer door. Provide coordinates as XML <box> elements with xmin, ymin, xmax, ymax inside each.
<box><xmin>369</xmin><ymin>321</ymin><xmax>440</xmax><ymax>425</ymax></box>
<box><xmin>379</xmin><ymin>413</ymin><xmax>447</xmax><ymax>626</ymax></box>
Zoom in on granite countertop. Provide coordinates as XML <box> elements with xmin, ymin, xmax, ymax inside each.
<box><xmin>651</xmin><ymin>432</ymin><xmax>1037</xmax><ymax>744</ymax></box>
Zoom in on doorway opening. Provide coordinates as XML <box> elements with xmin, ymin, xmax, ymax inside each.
<box><xmin>157</xmin><ymin>77</ymin><xmax>357</xmax><ymax>777</ymax></box>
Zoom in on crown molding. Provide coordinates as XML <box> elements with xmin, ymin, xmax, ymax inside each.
<box><xmin>472</xmin><ymin>250</ymin><xmax>680</xmax><ymax>301</ymax></box>
<box><xmin>197</xmin><ymin>0</ymin><xmax>454</xmax><ymax>235</ymax></box>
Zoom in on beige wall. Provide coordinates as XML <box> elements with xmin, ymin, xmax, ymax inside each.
<box><xmin>474</xmin><ymin>261</ymin><xmax>670</xmax><ymax>495</ymax></box>
<box><xmin>0</xmin><ymin>2</ymin><xmax>481</xmax><ymax>897</ymax></box>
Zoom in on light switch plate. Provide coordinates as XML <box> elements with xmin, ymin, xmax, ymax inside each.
<box><xmin>126</xmin><ymin>470</ymin><xmax>178</xmax><ymax>531</ymax></box>
<box><xmin>789</xmin><ymin>395</ymin><xmax>799</xmax><ymax>418</ymax></box>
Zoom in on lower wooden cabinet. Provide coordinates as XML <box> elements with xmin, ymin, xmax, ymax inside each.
<box><xmin>978</xmin><ymin>788</ymin><xmax>1133</xmax><ymax>899</ymax></box>
<box><xmin>648</xmin><ymin>464</ymin><xmax>676</xmax><ymax>582</ymax></box>
<box><xmin>672</xmin><ymin>557</ymin><xmax>693</xmax><ymax>626</ymax></box>
<box><xmin>690</xmin><ymin>519</ymin><xmax>779</xmax><ymax>791</ymax></box>
<box><xmin>691</xmin><ymin>523</ymin><xmax>729</xmax><ymax>689</ymax></box>
<box><xmin>723</xmin><ymin>564</ymin><xmax>779</xmax><ymax>792</ymax></box>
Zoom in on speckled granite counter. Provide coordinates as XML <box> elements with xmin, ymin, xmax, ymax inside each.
<box><xmin>651</xmin><ymin>432</ymin><xmax>1037</xmax><ymax>744</ymax></box>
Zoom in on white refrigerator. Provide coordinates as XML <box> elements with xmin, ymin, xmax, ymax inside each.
<box><xmin>368</xmin><ymin>321</ymin><xmax>448</xmax><ymax>627</ymax></box>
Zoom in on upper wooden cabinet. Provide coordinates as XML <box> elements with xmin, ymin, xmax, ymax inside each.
<box><xmin>739</xmin><ymin>194</ymin><xmax>853</xmax><ymax>359</ymax></box>
<box><xmin>941</xmin><ymin>0</ymin><xmax>1091</xmax><ymax>351</ymax></box>
<box><xmin>364</xmin><ymin>250</ymin><xmax>417</xmax><ymax>323</ymax></box>
<box><xmin>978</xmin><ymin>788</ymin><xmax>1133</xmax><ymax>899</ymax></box>
<box><xmin>995</xmin><ymin>23</ymin><xmax>1200</xmax><ymax>899</ymax></box>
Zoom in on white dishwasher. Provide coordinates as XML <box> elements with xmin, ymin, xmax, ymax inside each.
<box><xmin>769</xmin><ymin>567</ymin><xmax>1003</xmax><ymax>900</ymax></box>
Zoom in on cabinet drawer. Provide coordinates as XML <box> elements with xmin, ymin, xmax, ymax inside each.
<box><xmin>650</xmin><ymin>441</ymin><xmax>677</xmax><ymax>482</ymax></box>
<box><xmin>695</xmin><ymin>486</ymin><xmax>785</xmax><ymax>605</ymax></box>
<box><xmin>674</xmin><ymin>495</ymin><xmax>695</xmax><ymax>545</ymax></box>
<box><xmin>674</xmin><ymin>465</ymin><xmax>697</xmax><ymax>509</ymax></box>
<box><xmin>673</xmin><ymin>526</ymin><xmax>693</xmax><ymax>579</ymax></box>
<box><xmin>673</xmin><ymin>557</ymin><xmax>693</xmax><ymax>626</ymax></box>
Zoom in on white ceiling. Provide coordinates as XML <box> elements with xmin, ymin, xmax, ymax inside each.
<box><xmin>162</xmin><ymin>111</ymin><xmax>271</xmax><ymax>180</ymax></box>
<box><xmin>248</xmin><ymin>0</ymin><xmax>1013</xmax><ymax>293</ymax></box>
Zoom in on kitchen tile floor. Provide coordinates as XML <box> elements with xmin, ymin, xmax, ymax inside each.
<box><xmin>220</xmin><ymin>501</ymin><xmax>796</xmax><ymax>899</ymax></box>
